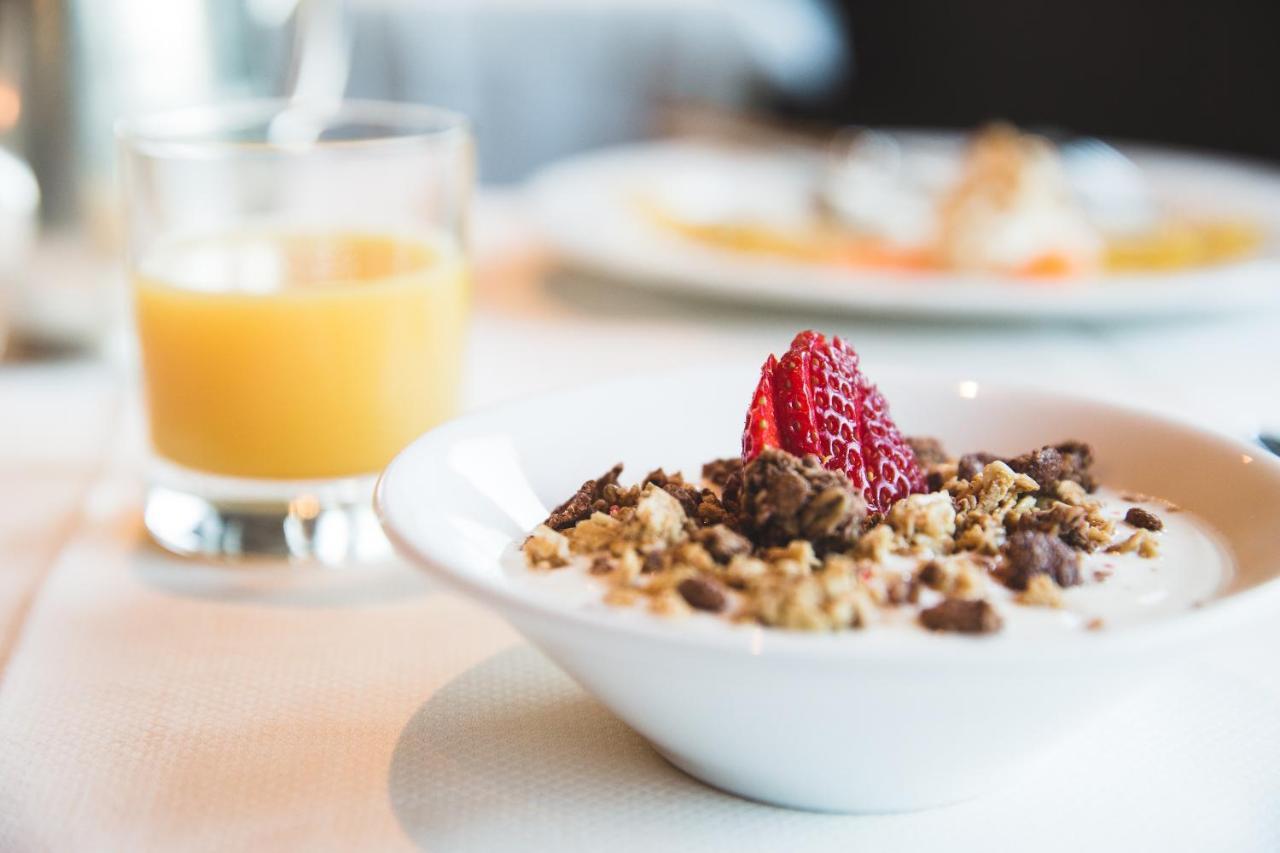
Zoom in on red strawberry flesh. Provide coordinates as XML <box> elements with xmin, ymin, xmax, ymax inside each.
<box><xmin>742</xmin><ymin>354</ymin><xmax>781</xmax><ymax>460</ymax></box>
<box><xmin>773</xmin><ymin>347</ymin><xmax>821</xmax><ymax>458</ymax></box>
<box><xmin>798</xmin><ymin>332</ymin><xmax>870</xmax><ymax>495</ymax></box>
<box><xmin>740</xmin><ymin>330</ymin><xmax>925</xmax><ymax>513</ymax></box>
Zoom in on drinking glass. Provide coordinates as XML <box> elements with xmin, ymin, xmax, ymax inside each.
<box><xmin>118</xmin><ymin>100</ymin><xmax>472</xmax><ymax>563</ymax></box>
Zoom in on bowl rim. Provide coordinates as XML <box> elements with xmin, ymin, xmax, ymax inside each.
<box><xmin>376</xmin><ymin>366</ymin><xmax>1280</xmax><ymax>666</ymax></box>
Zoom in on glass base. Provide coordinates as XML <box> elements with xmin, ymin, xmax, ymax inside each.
<box><xmin>144</xmin><ymin>460</ymin><xmax>391</xmax><ymax>565</ymax></box>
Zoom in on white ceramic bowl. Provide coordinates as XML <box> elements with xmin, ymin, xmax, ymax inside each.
<box><xmin>376</xmin><ymin>367</ymin><xmax>1280</xmax><ymax>812</ymax></box>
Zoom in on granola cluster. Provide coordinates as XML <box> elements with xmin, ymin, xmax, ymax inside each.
<box><xmin>523</xmin><ymin>439</ymin><xmax>1164</xmax><ymax>635</ymax></box>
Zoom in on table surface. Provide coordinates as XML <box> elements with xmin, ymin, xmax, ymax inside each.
<box><xmin>2</xmin><ymin>193</ymin><xmax>1279</xmax><ymax>851</ymax></box>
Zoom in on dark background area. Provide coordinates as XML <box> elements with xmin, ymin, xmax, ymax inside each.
<box><xmin>792</xmin><ymin>1</ymin><xmax>1280</xmax><ymax>162</ymax></box>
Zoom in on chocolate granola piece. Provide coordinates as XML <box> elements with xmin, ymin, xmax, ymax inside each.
<box><xmin>1055</xmin><ymin>440</ymin><xmax>1097</xmax><ymax>492</ymax></box>
<box><xmin>677</xmin><ymin>577</ymin><xmax>728</xmax><ymax>612</ymax></box>
<box><xmin>916</xmin><ymin>560</ymin><xmax>946</xmax><ymax>590</ymax></box>
<box><xmin>637</xmin><ymin>469</ymin><xmax>703</xmax><ymax>520</ymax></box>
<box><xmin>1006</xmin><ymin>446</ymin><xmax>1065</xmax><ymax>492</ymax></box>
<box><xmin>643</xmin><ymin>468</ymin><xmax>684</xmax><ymax>488</ymax></box>
<box><xmin>999</xmin><ymin>530</ymin><xmax>1081</xmax><ymax>590</ymax></box>
<box><xmin>1125</xmin><ymin>506</ymin><xmax>1163</xmax><ymax>531</ymax></box>
<box><xmin>919</xmin><ymin>598</ymin><xmax>1003</xmax><ymax>634</ymax></box>
<box><xmin>701</xmin><ymin>457</ymin><xmax>744</xmax><ymax>489</ymax></box>
<box><xmin>545</xmin><ymin>463</ymin><xmax>624</xmax><ymax>530</ymax></box>
<box><xmin>740</xmin><ymin>449</ymin><xmax>868</xmax><ymax>554</ymax></box>
<box><xmin>720</xmin><ymin>469</ymin><xmax>744</xmax><ymax>517</ymax></box>
<box><xmin>646</xmin><ymin>468</ymin><xmax>712</xmax><ymax>518</ymax></box>
<box><xmin>906</xmin><ymin>436</ymin><xmax>949</xmax><ymax>469</ymax></box>
<box><xmin>660</xmin><ymin>481</ymin><xmax>703</xmax><ymax>519</ymax></box>
<box><xmin>692</xmin><ymin>489</ymin><xmax>732</xmax><ymax>527</ymax></box>
<box><xmin>589</xmin><ymin>555</ymin><xmax>616</xmax><ymax>575</ymax></box>
<box><xmin>1006</xmin><ymin>441</ymin><xmax>1097</xmax><ymax>495</ymax></box>
<box><xmin>957</xmin><ymin>452</ymin><xmax>1000</xmax><ymax>481</ymax></box>
<box><xmin>694</xmin><ymin>524</ymin><xmax>752</xmax><ymax>563</ymax></box>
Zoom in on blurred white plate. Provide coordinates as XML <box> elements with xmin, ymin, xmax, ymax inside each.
<box><xmin>528</xmin><ymin>136</ymin><xmax>1280</xmax><ymax>321</ymax></box>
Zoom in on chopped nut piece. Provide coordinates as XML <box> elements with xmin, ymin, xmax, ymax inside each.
<box><xmin>856</xmin><ymin>524</ymin><xmax>898</xmax><ymax>563</ymax></box>
<box><xmin>649</xmin><ymin>590</ymin><xmax>692</xmax><ymax>617</ymax></box>
<box><xmin>694</xmin><ymin>524</ymin><xmax>752</xmax><ymax>563</ymax></box>
<box><xmin>725</xmin><ymin>553</ymin><xmax>768</xmax><ymax>587</ymax></box>
<box><xmin>1013</xmin><ymin>494</ymin><xmax>1114</xmax><ymax>553</ymax></box>
<box><xmin>1017</xmin><ymin>574</ymin><xmax>1064</xmax><ymax>608</ymax></box>
<box><xmin>524</xmin><ymin>525</ymin><xmax>571</xmax><ymax>568</ymax></box>
<box><xmin>603</xmin><ymin>588</ymin><xmax>641</xmax><ymax>607</ymax></box>
<box><xmin>1125</xmin><ymin>506</ymin><xmax>1164</xmax><ymax>531</ymax></box>
<box><xmin>566</xmin><ymin>511</ymin><xmax>624</xmax><ymax>554</ymax></box>
<box><xmin>886</xmin><ymin>492</ymin><xmax>957</xmax><ymax>552</ymax></box>
<box><xmin>1055</xmin><ymin>480</ymin><xmax>1088</xmax><ymax>507</ymax></box>
<box><xmin>635</xmin><ymin>484</ymin><xmax>688</xmax><ymax>544</ymax></box>
<box><xmin>677</xmin><ymin>577</ymin><xmax>728</xmax><ymax>612</ymax></box>
<box><xmin>914</xmin><ymin>555</ymin><xmax>988</xmax><ymax>599</ymax></box>
<box><xmin>674</xmin><ymin>541</ymin><xmax>716</xmax><ymax>573</ymax></box>
<box><xmin>1106</xmin><ymin>530</ymin><xmax>1161</xmax><ymax>558</ymax></box>
<box><xmin>762</xmin><ymin>539</ymin><xmax>820</xmax><ymax>577</ymax></box>
<box><xmin>919</xmin><ymin>599</ymin><xmax>1003</xmax><ymax>634</ymax></box>
<box><xmin>1085</xmin><ymin>617</ymin><xmax>1106</xmax><ymax>631</ymax></box>
<box><xmin>948</xmin><ymin>460</ymin><xmax>1040</xmax><ymax>553</ymax></box>
<box><xmin>1000</xmin><ymin>530</ymin><xmax>1081</xmax><ymax>590</ymax></box>
<box><xmin>747</xmin><ymin>560</ymin><xmax>879</xmax><ymax>631</ymax></box>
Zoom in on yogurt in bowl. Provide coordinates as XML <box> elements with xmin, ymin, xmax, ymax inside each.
<box><xmin>376</xmin><ymin>363</ymin><xmax>1280</xmax><ymax>812</ymax></box>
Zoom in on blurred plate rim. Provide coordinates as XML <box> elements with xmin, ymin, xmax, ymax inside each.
<box><xmin>525</xmin><ymin>133</ymin><xmax>1280</xmax><ymax>322</ymax></box>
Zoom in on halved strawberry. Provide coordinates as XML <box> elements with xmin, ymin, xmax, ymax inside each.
<box><xmin>740</xmin><ymin>331</ymin><xmax>925</xmax><ymax>514</ymax></box>
<box><xmin>773</xmin><ymin>347</ymin><xmax>821</xmax><ymax>458</ymax></box>
<box><xmin>799</xmin><ymin>332</ymin><xmax>870</xmax><ymax>495</ymax></box>
<box><xmin>742</xmin><ymin>354</ymin><xmax>781</xmax><ymax>460</ymax></box>
<box><xmin>858</xmin><ymin>381</ymin><xmax>928</xmax><ymax>512</ymax></box>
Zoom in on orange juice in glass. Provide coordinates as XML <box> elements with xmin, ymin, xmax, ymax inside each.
<box><xmin>119</xmin><ymin>102</ymin><xmax>471</xmax><ymax>562</ymax></box>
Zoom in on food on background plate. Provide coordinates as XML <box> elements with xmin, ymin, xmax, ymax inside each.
<box><xmin>639</xmin><ymin>124</ymin><xmax>1262</xmax><ymax>279</ymax></box>
<box><xmin>523</xmin><ymin>330</ymin><xmax>1187</xmax><ymax>635</ymax></box>
<box><xmin>936</xmin><ymin>125</ymin><xmax>1103</xmax><ymax>276</ymax></box>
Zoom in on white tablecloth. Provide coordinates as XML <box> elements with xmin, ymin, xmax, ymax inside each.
<box><xmin>2</xmin><ymin>195</ymin><xmax>1279</xmax><ymax>851</ymax></box>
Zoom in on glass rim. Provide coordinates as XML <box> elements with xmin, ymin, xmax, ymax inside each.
<box><xmin>116</xmin><ymin>98</ymin><xmax>470</xmax><ymax>160</ymax></box>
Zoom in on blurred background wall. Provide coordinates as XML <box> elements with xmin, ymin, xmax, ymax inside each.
<box><xmin>782</xmin><ymin>1</ymin><xmax>1280</xmax><ymax>165</ymax></box>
